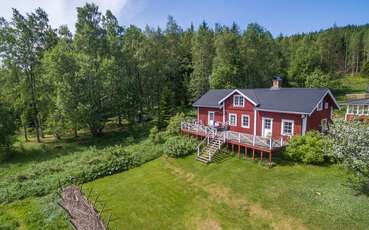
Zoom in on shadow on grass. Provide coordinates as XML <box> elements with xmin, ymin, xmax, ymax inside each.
<box><xmin>342</xmin><ymin>176</ymin><xmax>369</xmax><ymax>197</ymax></box>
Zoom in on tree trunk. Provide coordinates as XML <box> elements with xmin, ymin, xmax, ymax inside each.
<box><xmin>28</xmin><ymin>71</ymin><xmax>41</xmax><ymax>143</ymax></box>
<box><xmin>344</xmin><ymin>44</ymin><xmax>348</xmax><ymax>73</ymax></box>
<box><xmin>23</xmin><ymin>125</ymin><xmax>29</xmax><ymax>142</ymax></box>
<box><xmin>73</xmin><ymin>124</ymin><xmax>78</xmax><ymax>138</ymax></box>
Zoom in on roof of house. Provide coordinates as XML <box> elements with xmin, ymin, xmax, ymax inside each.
<box><xmin>347</xmin><ymin>98</ymin><xmax>369</xmax><ymax>105</ymax></box>
<box><xmin>192</xmin><ymin>88</ymin><xmax>340</xmax><ymax>114</ymax></box>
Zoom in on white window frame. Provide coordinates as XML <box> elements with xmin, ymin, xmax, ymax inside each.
<box><xmin>261</xmin><ymin>117</ymin><xmax>273</xmax><ymax>137</ymax></box>
<box><xmin>317</xmin><ymin>101</ymin><xmax>323</xmax><ymax>111</ymax></box>
<box><xmin>241</xmin><ymin>114</ymin><xmax>250</xmax><ymax>128</ymax></box>
<box><xmin>233</xmin><ymin>95</ymin><xmax>244</xmax><ymax>107</ymax></box>
<box><xmin>281</xmin><ymin>119</ymin><xmax>294</xmax><ymax>136</ymax></box>
<box><xmin>324</xmin><ymin>102</ymin><xmax>329</xmax><ymax>109</ymax></box>
<box><xmin>208</xmin><ymin>111</ymin><xmax>215</xmax><ymax>125</ymax></box>
<box><xmin>229</xmin><ymin>113</ymin><xmax>237</xmax><ymax>126</ymax></box>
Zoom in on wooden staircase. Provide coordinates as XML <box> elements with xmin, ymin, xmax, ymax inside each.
<box><xmin>196</xmin><ymin>132</ymin><xmax>225</xmax><ymax>164</ymax></box>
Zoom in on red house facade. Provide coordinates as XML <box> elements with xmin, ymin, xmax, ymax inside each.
<box><xmin>182</xmin><ymin>78</ymin><xmax>340</xmax><ymax>164</ymax></box>
<box><xmin>196</xmin><ymin>89</ymin><xmax>338</xmax><ymax>142</ymax></box>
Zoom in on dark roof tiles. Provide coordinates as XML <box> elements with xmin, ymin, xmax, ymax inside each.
<box><xmin>347</xmin><ymin>98</ymin><xmax>369</xmax><ymax>105</ymax></box>
<box><xmin>193</xmin><ymin>88</ymin><xmax>337</xmax><ymax>114</ymax></box>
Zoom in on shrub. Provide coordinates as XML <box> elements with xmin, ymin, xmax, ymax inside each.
<box><xmin>164</xmin><ymin>136</ymin><xmax>197</xmax><ymax>158</ymax></box>
<box><xmin>0</xmin><ymin>145</ymin><xmax>142</xmax><ymax>203</ymax></box>
<box><xmin>304</xmin><ymin>69</ymin><xmax>331</xmax><ymax>88</ymax></box>
<box><xmin>149</xmin><ymin>126</ymin><xmax>164</xmax><ymax>144</ymax></box>
<box><xmin>284</xmin><ymin>131</ymin><xmax>330</xmax><ymax>164</ymax></box>
<box><xmin>165</xmin><ymin>112</ymin><xmax>187</xmax><ymax>136</ymax></box>
<box><xmin>329</xmin><ymin>120</ymin><xmax>369</xmax><ymax>190</ymax></box>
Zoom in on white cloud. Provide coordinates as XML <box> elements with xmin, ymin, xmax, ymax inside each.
<box><xmin>0</xmin><ymin>0</ymin><xmax>130</xmax><ymax>32</ymax></box>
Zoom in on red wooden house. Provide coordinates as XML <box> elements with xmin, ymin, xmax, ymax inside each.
<box><xmin>181</xmin><ymin>78</ymin><xmax>340</xmax><ymax>164</ymax></box>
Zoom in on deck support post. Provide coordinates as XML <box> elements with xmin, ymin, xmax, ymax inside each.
<box><xmin>261</xmin><ymin>151</ymin><xmax>263</xmax><ymax>161</ymax></box>
<box><xmin>232</xmin><ymin>144</ymin><xmax>234</xmax><ymax>155</ymax></box>
<box><xmin>244</xmin><ymin>146</ymin><xmax>248</xmax><ymax>159</ymax></box>
<box><xmin>269</xmin><ymin>151</ymin><xmax>272</xmax><ymax>165</ymax></box>
<box><xmin>252</xmin><ymin>149</ymin><xmax>255</xmax><ymax>160</ymax></box>
<box><xmin>226</xmin><ymin>143</ymin><xmax>229</xmax><ymax>157</ymax></box>
<box><xmin>238</xmin><ymin>145</ymin><xmax>240</xmax><ymax>159</ymax></box>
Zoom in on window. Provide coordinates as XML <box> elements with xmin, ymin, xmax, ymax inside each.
<box><xmin>264</xmin><ymin>119</ymin><xmax>271</xmax><ymax>129</ymax></box>
<box><xmin>241</xmin><ymin>114</ymin><xmax>250</xmax><ymax>128</ymax></box>
<box><xmin>324</xmin><ymin>102</ymin><xmax>329</xmax><ymax>109</ymax></box>
<box><xmin>364</xmin><ymin>105</ymin><xmax>369</xmax><ymax>115</ymax></box>
<box><xmin>317</xmin><ymin>101</ymin><xmax>323</xmax><ymax>111</ymax></box>
<box><xmin>348</xmin><ymin>105</ymin><xmax>354</xmax><ymax>114</ymax></box>
<box><xmin>233</xmin><ymin>95</ymin><xmax>244</xmax><ymax>107</ymax></box>
<box><xmin>358</xmin><ymin>105</ymin><xmax>363</xmax><ymax>115</ymax></box>
<box><xmin>353</xmin><ymin>105</ymin><xmax>359</xmax><ymax>115</ymax></box>
<box><xmin>281</xmin><ymin>119</ymin><xmax>294</xmax><ymax>136</ymax></box>
<box><xmin>229</xmin><ymin>113</ymin><xmax>237</xmax><ymax>126</ymax></box>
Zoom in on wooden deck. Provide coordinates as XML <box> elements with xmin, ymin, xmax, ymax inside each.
<box><xmin>181</xmin><ymin>121</ymin><xmax>287</xmax><ymax>153</ymax></box>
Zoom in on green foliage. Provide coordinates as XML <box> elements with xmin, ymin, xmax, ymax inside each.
<box><xmin>0</xmin><ymin>103</ymin><xmax>16</xmax><ymax>147</ymax></box>
<box><xmin>211</xmin><ymin>29</ymin><xmax>241</xmax><ymax>88</ymax></box>
<box><xmin>0</xmin><ymin>144</ymin><xmax>147</xmax><ymax>203</ymax></box>
<box><xmin>0</xmin><ymin>194</ymin><xmax>69</xmax><ymax>229</ymax></box>
<box><xmin>149</xmin><ymin>126</ymin><xmax>164</xmax><ymax>144</ymax></box>
<box><xmin>329</xmin><ymin>120</ymin><xmax>369</xmax><ymax>189</ymax></box>
<box><xmin>165</xmin><ymin>112</ymin><xmax>187</xmax><ymax>136</ymax></box>
<box><xmin>305</xmin><ymin>69</ymin><xmax>331</xmax><ymax>88</ymax></box>
<box><xmin>362</xmin><ymin>61</ymin><xmax>369</xmax><ymax>76</ymax></box>
<box><xmin>164</xmin><ymin>136</ymin><xmax>197</xmax><ymax>158</ymax></box>
<box><xmin>284</xmin><ymin>131</ymin><xmax>330</xmax><ymax>164</ymax></box>
<box><xmin>240</xmin><ymin>23</ymin><xmax>283</xmax><ymax>88</ymax></box>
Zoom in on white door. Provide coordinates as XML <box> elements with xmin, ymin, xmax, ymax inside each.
<box><xmin>262</xmin><ymin>118</ymin><xmax>273</xmax><ymax>137</ymax></box>
<box><xmin>208</xmin><ymin>111</ymin><xmax>215</xmax><ymax>126</ymax></box>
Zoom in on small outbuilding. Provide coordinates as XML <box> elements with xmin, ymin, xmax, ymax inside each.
<box><xmin>345</xmin><ymin>98</ymin><xmax>369</xmax><ymax>122</ymax></box>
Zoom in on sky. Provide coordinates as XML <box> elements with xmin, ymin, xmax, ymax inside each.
<box><xmin>1</xmin><ymin>0</ymin><xmax>368</xmax><ymax>36</ymax></box>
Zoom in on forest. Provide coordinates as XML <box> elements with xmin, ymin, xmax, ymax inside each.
<box><xmin>0</xmin><ymin>3</ymin><xmax>369</xmax><ymax>144</ymax></box>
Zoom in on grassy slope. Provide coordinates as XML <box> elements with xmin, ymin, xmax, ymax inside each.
<box><xmin>85</xmin><ymin>155</ymin><xmax>369</xmax><ymax>230</ymax></box>
<box><xmin>332</xmin><ymin>74</ymin><xmax>369</xmax><ymax>103</ymax></box>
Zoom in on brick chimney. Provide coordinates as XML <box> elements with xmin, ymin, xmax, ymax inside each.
<box><xmin>271</xmin><ymin>76</ymin><xmax>283</xmax><ymax>89</ymax></box>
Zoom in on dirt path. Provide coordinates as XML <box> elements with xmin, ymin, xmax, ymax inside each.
<box><xmin>162</xmin><ymin>157</ymin><xmax>307</xmax><ymax>230</ymax></box>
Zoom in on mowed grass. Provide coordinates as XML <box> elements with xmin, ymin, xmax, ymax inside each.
<box><xmin>85</xmin><ymin>154</ymin><xmax>369</xmax><ymax>230</ymax></box>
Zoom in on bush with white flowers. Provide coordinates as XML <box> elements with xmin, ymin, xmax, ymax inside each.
<box><xmin>329</xmin><ymin>120</ymin><xmax>369</xmax><ymax>189</ymax></box>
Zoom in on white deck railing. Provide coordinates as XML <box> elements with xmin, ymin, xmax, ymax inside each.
<box><xmin>181</xmin><ymin>121</ymin><xmax>288</xmax><ymax>149</ymax></box>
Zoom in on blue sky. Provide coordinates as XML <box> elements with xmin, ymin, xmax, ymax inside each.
<box><xmin>1</xmin><ymin>0</ymin><xmax>368</xmax><ymax>35</ymax></box>
<box><xmin>119</xmin><ymin>0</ymin><xmax>369</xmax><ymax>36</ymax></box>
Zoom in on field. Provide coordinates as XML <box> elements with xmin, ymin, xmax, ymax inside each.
<box><xmin>84</xmin><ymin>155</ymin><xmax>369</xmax><ymax>230</ymax></box>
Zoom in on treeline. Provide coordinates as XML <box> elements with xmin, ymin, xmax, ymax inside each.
<box><xmin>0</xmin><ymin>3</ymin><xmax>368</xmax><ymax>142</ymax></box>
<box><xmin>279</xmin><ymin>24</ymin><xmax>369</xmax><ymax>86</ymax></box>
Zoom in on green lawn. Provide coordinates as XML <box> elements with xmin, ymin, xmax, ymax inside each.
<box><xmin>85</xmin><ymin>155</ymin><xmax>369</xmax><ymax>230</ymax></box>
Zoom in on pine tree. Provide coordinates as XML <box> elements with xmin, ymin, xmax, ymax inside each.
<box><xmin>189</xmin><ymin>22</ymin><xmax>215</xmax><ymax>100</ymax></box>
